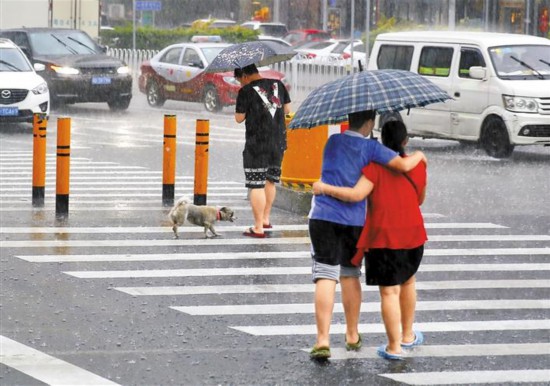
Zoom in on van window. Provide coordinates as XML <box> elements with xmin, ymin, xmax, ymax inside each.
<box><xmin>418</xmin><ymin>46</ymin><xmax>453</xmax><ymax>77</ymax></box>
<box><xmin>377</xmin><ymin>44</ymin><xmax>413</xmax><ymax>70</ymax></box>
<box><xmin>459</xmin><ymin>48</ymin><xmax>486</xmax><ymax>78</ymax></box>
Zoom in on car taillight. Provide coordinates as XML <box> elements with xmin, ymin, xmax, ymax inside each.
<box><xmin>341</xmin><ymin>53</ymin><xmax>351</xmax><ymax>59</ymax></box>
<box><xmin>306</xmin><ymin>53</ymin><xmax>316</xmax><ymax>59</ymax></box>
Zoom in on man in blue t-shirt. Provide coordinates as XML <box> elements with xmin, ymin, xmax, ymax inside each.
<box><xmin>308</xmin><ymin>110</ymin><xmax>427</xmax><ymax>360</ymax></box>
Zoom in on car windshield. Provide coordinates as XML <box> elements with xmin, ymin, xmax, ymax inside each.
<box><xmin>29</xmin><ymin>30</ymin><xmax>100</xmax><ymax>56</ymax></box>
<box><xmin>0</xmin><ymin>47</ymin><xmax>32</xmax><ymax>72</ymax></box>
<box><xmin>489</xmin><ymin>45</ymin><xmax>550</xmax><ymax>80</ymax></box>
<box><xmin>200</xmin><ymin>46</ymin><xmax>227</xmax><ymax>64</ymax></box>
<box><xmin>260</xmin><ymin>25</ymin><xmax>288</xmax><ymax>37</ymax></box>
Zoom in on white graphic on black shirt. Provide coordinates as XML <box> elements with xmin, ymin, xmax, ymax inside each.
<box><xmin>253</xmin><ymin>82</ymin><xmax>281</xmax><ymax>118</ymax></box>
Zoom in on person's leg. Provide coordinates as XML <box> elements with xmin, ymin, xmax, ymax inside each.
<box><xmin>379</xmin><ymin>285</ymin><xmax>402</xmax><ymax>354</ymax></box>
<box><xmin>340</xmin><ymin>276</ymin><xmax>362</xmax><ymax>345</ymax></box>
<box><xmin>400</xmin><ymin>276</ymin><xmax>417</xmax><ymax>344</ymax></box>
<box><xmin>248</xmin><ymin>187</ymin><xmax>266</xmax><ymax>234</ymax></box>
<box><xmin>263</xmin><ymin>179</ymin><xmax>275</xmax><ymax>226</ymax></box>
<box><xmin>314</xmin><ymin>278</ymin><xmax>337</xmax><ymax>348</ymax></box>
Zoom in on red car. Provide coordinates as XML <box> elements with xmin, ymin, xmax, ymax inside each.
<box><xmin>283</xmin><ymin>29</ymin><xmax>332</xmax><ymax>47</ymax></box>
<box><xmin>138</xmin><ymin>42</ymin><xmax>289</xmax><ymax>112</ymax></box>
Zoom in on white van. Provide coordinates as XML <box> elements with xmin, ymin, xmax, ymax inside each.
<box><xmin>368</xmin><ymin>31</ymin><xmax>550</xmax><ymax>158</ymax></box>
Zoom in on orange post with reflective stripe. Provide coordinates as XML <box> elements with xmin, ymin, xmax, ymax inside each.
<box><xmin>194</xmin><ymin>119</ymin><xmax>209</xmax><ymax>206</ymax></box>
<box><xmin>56</xmin><ymin>117</ymin><xmax>71</xmax><ymax>217</ymax></box>
<box><xmin>32</xmin><ymin>113</ymin><xmax>47</xmax><ymax>207</ymax></box>
<box><xmin>162</xmin><ymin>114</ymin><xmax>177</xmax><ymax>206</ymax></box>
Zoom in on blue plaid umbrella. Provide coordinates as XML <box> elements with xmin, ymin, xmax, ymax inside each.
<box><xmin>288</xmin><ymin>69</ymin><xmax>451</xmax><ymax>129</ymax></box>
<box><xmin>205</xmin><ymin>41</ymin><xmax>296</xmax><ymax>73</ymax></box>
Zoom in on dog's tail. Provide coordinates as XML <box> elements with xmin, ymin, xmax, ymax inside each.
<box><xmin>168</xmin><ymin>197</ymin><xmax>190</xmax><ymax>221</ymax></box>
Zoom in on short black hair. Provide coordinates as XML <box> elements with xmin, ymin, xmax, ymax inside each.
<box><xmin>234</xmin><ymin>63</ymin><xmax>258</xmax><ymax>78</ymax></box>
<box><xmin>348</xmin><ymin>110</ymin><xmax>376</xmax><ymax>130</ymax></box>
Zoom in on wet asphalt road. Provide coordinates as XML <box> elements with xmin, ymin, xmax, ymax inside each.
<box><xmin>1</xmin><ymin>96</ymin><xmax>549</xmax><ymax>385</ymax></box>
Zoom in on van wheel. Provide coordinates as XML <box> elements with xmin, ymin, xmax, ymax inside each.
<box><xmin>480</xmin><ymin>116</ymin><xmax>514</xmax><ymax>158</ymax></box>
<box><xmin>108</xmin><ymin>96</ymin><xmax>131</xmax><ymax>111</ymax></box>
<box><xmin>147</xmin><ymin>81</ymin><xmax>165</xmax><ymax>107</ymax></box>
<box><xmin>203</xmin><ymin>85</ymin><xmax>222</xmax><ymax>112</ymax></box>
<box><xmin>378</xmin><ymin>112</ymin><xmax>402</xmax><ymax>130</ymax></box>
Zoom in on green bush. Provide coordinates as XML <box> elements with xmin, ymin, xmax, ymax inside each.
<box><xmin>99</xmin><ymin>25</ymin><xmax>259</xmax><ymax>50</ymax></box>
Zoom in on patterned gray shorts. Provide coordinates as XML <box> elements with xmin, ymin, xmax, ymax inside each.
<box><xmin>244</xmin><ymin>167</ymin><xmax>281</xmax><ymax>189</ymax></box>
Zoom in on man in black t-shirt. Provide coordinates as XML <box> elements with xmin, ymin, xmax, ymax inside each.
<box><xmin>234</xmin><ymin>64</ymin><xmax>291</xmax><ymax>238</ymax></box>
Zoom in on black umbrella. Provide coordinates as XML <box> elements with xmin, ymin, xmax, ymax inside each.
<box><xmin>205</xmin><ymin>41</ymin><xmax>296</xmax><ymax>73</ymax></box>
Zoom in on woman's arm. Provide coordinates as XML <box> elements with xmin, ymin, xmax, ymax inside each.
<box><xmin>418</xmin><ymin>186</ymin><xmax>427</xmax><ymax>205</ymax></box>
<box><xmin>386</xmin><ymin>151</ymin><xmax>427</xmax><ymax>172</ymax></box>
<box><xmin>312</xmin><ymin>175</ymin><xmax>374</xmax><ymax>202</ymax></box>
<box><xmin>235</xmin><ymin>112</ymin><xmax>246</xmax><ymax>123</ymax></box>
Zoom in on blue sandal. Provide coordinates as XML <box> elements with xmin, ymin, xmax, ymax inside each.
<box><xmin>401</xmin><ymin>331</ymin><xmax>424</xmax><ymax>348</ymax></box>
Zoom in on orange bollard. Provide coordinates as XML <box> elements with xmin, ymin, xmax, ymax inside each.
<box><xmin>32</xmin><ymin>113</ymin><xmax>47</xmax><ymax>207</ymax></box>
<box><xmin>194</xmin><ymin>119</ymin><xmax>209</xmax><ymax>206</ymax></box>
<box><xmin>55</xmin><ymin>117</ymin><xmax>71</xmax><ymax>217</ymax></box>
<box><xmin>162</xmin><ymin>114</ymin><xmax>177</xmax><ymax>206</ymax></box>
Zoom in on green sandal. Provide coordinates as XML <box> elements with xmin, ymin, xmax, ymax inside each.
<box><xmin>345</xmin><ymin>334</ymin><xmax>362</xmax><ymax>351</ymax></box>
<box><xmin>310</xmin><ymin>345</ymin><xmax>331</xmax><ymax>359</ymax></box>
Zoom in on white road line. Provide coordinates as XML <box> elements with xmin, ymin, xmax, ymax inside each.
<box><xmin>317</xmin><ymin>343</ymin><xmax>550</xmax><ymax>360</ymax></box>
<box><xmin>0</xmin><ymin>186</ymin><xmax>246</xmax><ymax>192</ymax></box>
<box><xmin>64</xmin><ymin>263</ymin><xmax>550</xmax><ymax>279</ymax></box>
<box><xmin>14</xmin><ymin>248</ymin><xmax>550</xmax><ymax>263</ymax></box>
<box><xmin>1</xmin><ymin>180</ymin><xmax>239</xmax><ymax>186</ymax></box>
<box><xmin>0</xmin><ymin>206</ymin><xmax>252</xmax><ymax>212</ymax></box>
<box><xmin>0</xmin><ymin>335</ymin><xmax>120</xmax><ymax>386</ymax></box>
<box><xmin>172</xmin><ymin>299</ymin><xmax>550</xmax><ymax>316</ymax></box>
<box><xmin>378</xmin><ymin>369</ymin><xmax>550</xmax><ymax>385</ymax></box>
<box><xmin>2</xmin><ymin>235</ymin><xmax>549</xmax><ymax>248</ymax></box>
<box><xmin>115</xmin><ymin>280</ymin><xmax>549</xmax><ymax>296</ymax></box>
<box><xmin>0</xmin><ymin>192</ymin><xmax>247</xmax><ymax>198</ymax></box>
<box><xmin>231</xmin><ymin>319</ymin><xmax>550</xmax><ymax>336</ymax></box>
<box><xmin>0</xmin><ymin>223</ymin><xmax>507</xmax><ymax>234</ymax></box>
<box><xmin>1</xmin><ymin>170</ymin><xmax>162</xmax><ymax>175</ymax></box>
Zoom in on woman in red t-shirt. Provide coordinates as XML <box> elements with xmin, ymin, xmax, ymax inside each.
<box><xmin>312</xmin><ymin>121</ymin><xmax>427</xmax><ymax>360</ymax></box>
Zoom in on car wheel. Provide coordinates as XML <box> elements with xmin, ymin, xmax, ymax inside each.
<box><xmin>480</xmin><ymin>116</ymin><xmax>514</xmax><ymax>158</ymax></box>
<box><xmin>203</xmin><ymin>85</ymin><xmax>222</xmax><ymax>112</ymax></box>
<box><xmin>108</xmin><ymin>96</ymin><xmax>131</xmax><ymax>111</ymax></box>
<box><xmin>146</xmin><ymin>81</ymin><xmax>165</xmax><ymax>107</ymax></box>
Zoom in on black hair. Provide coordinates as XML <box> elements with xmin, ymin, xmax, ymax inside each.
<box><xmin>381</xmin><ymin>120</ymin><xmax>408</xmax><ymax>156</ymax></box>
<box><xmin>347</xmin><ymin>110</ymin><xmax>376</xmax><ymax>130</ymax></box>
<box><xmin>234</xmin><ymin>63</ymin><xmax>258</xmax><ymax>78</ymax></box>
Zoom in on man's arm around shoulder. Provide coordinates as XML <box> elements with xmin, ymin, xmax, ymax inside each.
<box><xmin>386</xmin><ymin>151</ymin><xmax>427</xmax><ymax>172</ymax></box>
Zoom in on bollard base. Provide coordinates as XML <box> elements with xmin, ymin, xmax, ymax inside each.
<box><xmin>32</xmin><ymin>187</ymin><xmax>45</xmax><ymax>207</ymax></box>
<box><xmin>194</xmin><ymin>194</ymin><xmax>206</xmax><ymax>206</ymax></box>
<box><xmin>162</xmin><ymin>184</ymin><xmax>175</xmax><ymax>207</ymax></box>
<box><xmin>56</xmin><ymin>194</ymin><xmax>69</xmax><ymax>217</ymax></box>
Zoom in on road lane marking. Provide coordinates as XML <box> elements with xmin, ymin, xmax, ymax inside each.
<box><xmin>172</xmin><ymin>299</ymin><xmax>550</xmax><ymax>315</ymax></box>
<box><xmin>0</xmin><ymin>192</ymin><xmax>247</xmax><ymax>198</ymax></box>
<box><xmin>0</xmin><ymin>223</ymin><xmax>508</xmax><ymax>234</ymax></box>
<box><xmin>378</xmin><ymin>369</ymin><xmax>550</xmax><ymax>385</ymax></box>
<box><xmin>231</xmin><ymin>319</ymin><xmax>550</xmax><ymax>336</ymax></box>
<box><xmin>2</xmin><ymin>235</ymin><xmax>549</xmax><ymax>248</ymax></box>
<box><xmin>14</xmin><ymin>248</ymin><xmax>550</xmax><ymax>263</ymax></box>
<box><xmin>0</xmin><ymin>335</ymin><xmax>120</xmax><ymax>386</ymax></box>
<box><xmin>64</xmin><ymin>263</ymin><xmax>550</xmax><ymax>279</ymax></box>
<box><xmin>315</xmin><ymin>343</ymin><xmax>550</xmax><ymax>360</ymax></box>
<box><xmin>114</xmin><ymin>280</ymin><xmax>549</xmax><ymax>296</ymax></box>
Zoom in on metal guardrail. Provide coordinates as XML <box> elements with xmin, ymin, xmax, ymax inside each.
<box><xmin>107</xmin><ymin>48</ymin><xmax>360</xmax><ymax>103</ymax></box>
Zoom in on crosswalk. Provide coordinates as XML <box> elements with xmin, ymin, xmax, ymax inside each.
<box><xmin>1</xmin><ymin>150</ymin><xmax>549</xmax><ymax>385</ymax></box>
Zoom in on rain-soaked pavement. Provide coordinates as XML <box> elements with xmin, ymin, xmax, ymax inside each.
<box><xmin>1</xmin><ymin>102</ymin><xmax>549</xmax><ymax>385</ymax></box>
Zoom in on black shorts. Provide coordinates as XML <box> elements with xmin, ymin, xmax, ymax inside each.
<box><xmin>243</xmin><ymin>148</ymin><xmax>284</xmax><ymax>189</ymax></box>
<box><xmin>309</xmin><ymin>219</ymin><xmax>362</xmax><ymax>268</ymax></box>
<box><xmin>365</xmin><ymin>245</ymin><xmax>424</xmax><ymax>286</ymax></box>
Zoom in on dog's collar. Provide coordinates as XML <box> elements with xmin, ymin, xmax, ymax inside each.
<box><xmin>216</xmin><ymin>209</ymin><xmax>221</xmax><ymax>221</ymax></box>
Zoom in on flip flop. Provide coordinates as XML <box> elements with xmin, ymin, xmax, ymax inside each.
<box><xmin>310</xmin><ymin>345</ymin><xmax>331</xmax><ymax>360</ymax></box>
<box><xmin>263</xmin><ymin>223</ymin><xmax>273</xmax><ymax>229</ymax></box>
<box><xmin>243</xmin><ymin>227</ymin><xmax>266</xmax><ymax>238</ymax></box>
<box><xmin>345</xmin><ymin>334</ymin><xmax>362</xmax><ymax>351</ymax></box>
<box><xmin>377</xmin><ymin>345</ymin><xmax>405</xmax><ymax>361</ymax></box>
<box><xmin>401</xmin><ymin>331</ymin><xmax>424</xmax><ymax>348</ymax></box>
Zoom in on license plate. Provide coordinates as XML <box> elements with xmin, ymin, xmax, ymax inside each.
<box><xmin>0</xmin><ymin>107</ymin><xmax>18</xmax><ymax>116</ymax></box>
<box><xmin>92</xmin><ymin>76</ymin><xmax>112</xmax><ymax>85</ymax></box>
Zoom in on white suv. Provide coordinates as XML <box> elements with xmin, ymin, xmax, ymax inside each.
<box><xmin>0</xmin><ymin>38</ymin><xmax>49</xmax><ymax>123</ymax></box>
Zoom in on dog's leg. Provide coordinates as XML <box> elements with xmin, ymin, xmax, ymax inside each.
<box><xmin>208</xmin><ymin>224</ymin><xmax>219</xmax><ymax>238</ymax></box>
<box><xmin>172</xmin><ymin>224</ymin><xmax>179</xmax><ymax>239</ymax></box>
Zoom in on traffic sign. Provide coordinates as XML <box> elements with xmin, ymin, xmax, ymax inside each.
<box><xmin>135</xmin><ymin>1</ymin><xmax>161</xmax><ymax>12</ymax></box>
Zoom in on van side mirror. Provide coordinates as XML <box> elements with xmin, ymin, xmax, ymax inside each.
<box><xmin>469</xmin><ymin>66</ymin><xmax>486</xmax><ymax>80</ymax></box>
<box><xmin>33</xmin><ymin>63</ymin><xmax>45</xmax><ymax>72</ymax></box>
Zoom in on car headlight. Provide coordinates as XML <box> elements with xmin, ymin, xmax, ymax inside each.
<box><xmin>502</xmin><ymin>95</ymin><xmax>538</xmax><ymax>113</ymax></box>
<box><xmin>32</xmin><ymin>82</ymin><xmax>49</xmax><ymax>95</ymax></box>
<box><xmin>223</xmin><ymin>76</ymin><xmax>240</xmax><ymax>86</ymax></box>
<box><xmin>117</xmin><ymin>66</ymin><xmax>130</xmax><ymax>75</ymax></box>
<box><xmin>50</xmin><ymin>65</ymin><xmax>80</xmax><ymax>75</ymax></box>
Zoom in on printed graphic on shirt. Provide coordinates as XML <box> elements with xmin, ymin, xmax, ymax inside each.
<box><xmin>253</xmin><ymin>82</ymin><xmax>281</xmax><ymax>118</ymax></box>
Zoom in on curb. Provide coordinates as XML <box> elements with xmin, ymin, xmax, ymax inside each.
<box><xmin>274</xmin><ymin>185</ymin><xmax>312</xmax><ymax>216</ymax></box>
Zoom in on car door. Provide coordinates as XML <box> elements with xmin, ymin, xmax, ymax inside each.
<box><xmin>449</xmin><ymin>46</ymin><xmax>489</xmax><ymax>140</ymax></box>
<box><xmin>409</xmin><ymin>44</ymin><xmax>454</xmax><ymax>138</ymax></box>
<box><xmin>178</xmin><ymin>47</ymin><xmax>205</xmax><ymax>99</ymax></box>
<box><xmin>152</xmin><ymin>46</ymin><xmax>183</xmax><ymax>98</ymax></box>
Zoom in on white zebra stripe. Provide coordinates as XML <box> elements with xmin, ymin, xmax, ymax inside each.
<box><xmin>378</xmin><ymin>369</ymin><xmax>550</xmax><ymax>385</ymax></box>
